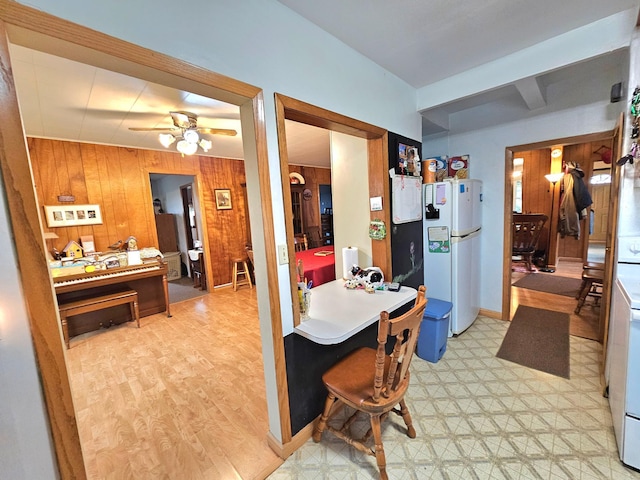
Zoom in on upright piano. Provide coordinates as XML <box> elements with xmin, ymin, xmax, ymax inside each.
<box><xmin>54</xmin><ymin>258</ymin><xmax>171</xmax><ymax>339</ymax></box>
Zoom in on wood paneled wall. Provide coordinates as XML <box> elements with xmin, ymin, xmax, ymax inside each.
<box><xmin>199</xmin><ymin>156</ymin><xmax>250</xmax><ymax>284</ymax></box>
<box><xmin>28</xmin><ymin>138</ymin><xmax>248</xmax><ymax>286</ymax></box>
<box><xmin>518</xmin><ymin>148</ymin><xmax>552</xmax><ymax>251</ymax></box>
<box><xmin>288</xmin><ymin>165</ymin><xmax>331</xmax><ymax>232</ymax></box>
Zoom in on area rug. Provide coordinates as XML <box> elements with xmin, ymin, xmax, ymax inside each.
<box><xmin>496</xmin><ymin>305</ymin><xmax>570</xmax><ymax>379</ymax></box>
<box><xmin>168</xmin><ymin>276</ymin><xmax>208</xmax><ymax>303</ymax></box>
<box><xmin>512</xmin><ymin>273</ymin><xmax>582</xmax><ymax>297</ymax></box>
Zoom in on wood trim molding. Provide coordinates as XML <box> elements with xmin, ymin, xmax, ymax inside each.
<box><xmin>368</xmin><ymin>135</ymin><xmax>392</xmax><ymax>281</ymax></box>
<box><xmin>266</xmin><ymin>420</ymin><xmax>315</xmax><ymax>459</ymax></box>
<box><xmin>479</xmin><ymin>308</ymin><xmax>502</xmax><ymax>320</ymax></box>
<box><xmin>502</xmin><ymin>148</ymin><xmax>514</xmax><ymax>321</ymax></box>
<box><xmin>0</xmin><ymin>2</ymin><xmax>283</xmax><ymax>477</ymax></box>
<box><xmin>0</xmin><ymin>20</ymin><xmax>85</xmax><ymax>479</ymax></box>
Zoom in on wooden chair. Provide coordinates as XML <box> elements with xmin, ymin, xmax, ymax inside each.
<box><xmin>306</xmin><ymin>225</ymin><xmax>323</xmax><ymax>248</ymax></box>
<box><xmin>312</xmin><ymin>286</ymin><xmax>428</xmax><ymax>480</ymax></box>
<box><xmin>245</xmin><ymin>246</ymin><xmax>255</xmax><ymax>284</ymax></box>
<box><xmin>294</xmin><ymin>233</ymin><xmax>308</xmax><ymax>251</ymax></box>
<box><xmin>575</xmin><ymin>264</ymin><xmax>604</xmax><ymax>314</ymax></box>
<box><xmin>512</xmin><ymin>213</ymin><xmax>548</xmax><ymax>271</ymax></box>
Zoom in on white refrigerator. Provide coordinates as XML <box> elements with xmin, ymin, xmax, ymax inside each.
<box><xmin>423</xmin><ymin>179</ymin><xmax>482</xmax><ymax>335</ymax></box>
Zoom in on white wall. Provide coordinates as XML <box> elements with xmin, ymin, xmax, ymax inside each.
<box><xmin>0</xmin><ymin>188</ymin><xmax>58</xmax><ymax>478</ymax></box>
<box><xmin>423</xmin><ymin>60</ymin><xmax>627</xmax><ymax>314</ymax></box>
<box><xmin>330</xmin><ymin>132</ymin><xmax>371</xmax><ymax>280</ymax></box>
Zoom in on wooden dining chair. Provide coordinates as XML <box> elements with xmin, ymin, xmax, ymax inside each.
<box><xmin>306</xmin><ymin>226</ymin><xmax>323</xmax><ymax>248</ymax></box>
<box><xmin>512</xmin><ymin>213</ymin><xmax>548</xmax><ymax>271</ymax></box>
<box><xmin>312</xmin><ymin>285</ymin><xmax>428</xmax><ymax>480</ymax></box>
<box><xmin>294</xmin><ymin>233</ymin><xmax>308</xmax><ymax>251</ymax></box>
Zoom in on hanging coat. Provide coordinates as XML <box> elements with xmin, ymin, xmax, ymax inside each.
<box><xmin>558</xmin><ymin>172</ymin><xmax>580</xmax><ymax>238</ymax></box>
<box><xmin>571</xmin><ymin>167</ymin><xmax>593</xmax><ymax>218</ymax></box>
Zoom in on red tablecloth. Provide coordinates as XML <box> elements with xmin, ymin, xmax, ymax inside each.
<box><xmin>295</xmin><ymin>246</ymin><xmax>336</xmax><ymax>287</ymax></box>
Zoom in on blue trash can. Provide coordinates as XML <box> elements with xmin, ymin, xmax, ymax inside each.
<box><xmin>416</xmin><ymin>298</ymin><xmax>453</xmax><ymax>363</ymax></box>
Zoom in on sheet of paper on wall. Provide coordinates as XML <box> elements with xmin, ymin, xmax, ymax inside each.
<box><xmin>392</xmin><ymin>175</ymin><xmax>422</xmax><ymax>224</ymax></box>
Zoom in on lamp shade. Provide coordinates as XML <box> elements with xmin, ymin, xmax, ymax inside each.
<box><xmin>176</xmin><ymin>140</ymin><xmax>198</xmax><ymax>156</ymax></box>
<box><xmin>159</xmin><ymin>133</ymin><xmax>176</xmax><ymax>148</ymax></box>
<box><xmin>545</xmin><ymin>172</ymin><xmax>564</xmax><ymax>184</ymax></box>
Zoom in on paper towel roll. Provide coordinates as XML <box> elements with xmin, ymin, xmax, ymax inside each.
<box><xmin>342</xmin><ymin>246</ymin><xmax>359</xmax><ymax>279</ymax></box>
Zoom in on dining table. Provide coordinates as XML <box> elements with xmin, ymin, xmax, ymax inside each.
<box><xmin>295</xmin><ymin>246</ymin><xmax>336</xmax><ymax>287</ymax></box>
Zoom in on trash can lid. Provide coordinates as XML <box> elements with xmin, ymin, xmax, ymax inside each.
<box><xmin>424</xmin><ymin>298</ymin><xmax>453</xmax><ymax>319</ymax></box>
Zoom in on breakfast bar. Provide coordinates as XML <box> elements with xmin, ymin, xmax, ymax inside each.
<box><xmin>285</xmin><ymin>279</ymin><xmax>418</xmax><ymax>435</ymax></box>
<box><xmin>294</xmin><ymin>280</ymin><xmax>417</xmax><ymax>344</ymax></box>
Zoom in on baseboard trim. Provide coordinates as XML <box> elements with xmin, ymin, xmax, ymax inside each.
<box><xmin>479</xmin><ymin>308</ymin><xmax>501</xmax><ymax>319</ymax></box>
<box><xmin>267</xmin><ymin>421</ymin><xmax>315</xmax><ymax>459</ymax></box>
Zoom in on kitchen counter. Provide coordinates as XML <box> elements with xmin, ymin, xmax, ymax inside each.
<box><xmin>294</xmin><ymin>280</ymin><xmax>417</xmax><ymax>345</ymax></box>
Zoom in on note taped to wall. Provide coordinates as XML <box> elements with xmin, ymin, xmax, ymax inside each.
<box><xmin>392</xmin><ymin>175</ymin><xmax>422</xmax><ymax>224</ymax></box>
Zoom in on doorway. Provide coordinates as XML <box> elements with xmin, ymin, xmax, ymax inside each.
<box><xmin>503</xmin><ymin>127</ymin><xmax>622</xmax><ymax>345</ymax></box>
<box><xmin>0</xmin><ymin>8</ymin><xmax>283</xmax><ymax>478</ymax></box>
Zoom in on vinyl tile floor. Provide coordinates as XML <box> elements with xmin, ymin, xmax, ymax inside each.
<box><xmin>269</xmin><ymin>315</ymin><xmax>640</xmax><ymax>480</ymax></box>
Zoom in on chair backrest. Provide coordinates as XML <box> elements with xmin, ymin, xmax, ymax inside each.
<box><xmin>245</xmin><ymin>246</ymin><xmax>254</xmax><ymax>265</ymax></box>
<box><xmin>373</xmin><ymin>285</ymin><xmax>427</xmax><ymax>402</ymax></box>
<box><xmin>306</xmin><ymin>226</ymin><xmax>323</xmax><ymax>248</ymax></box>
<box><xmin>512</xmin><ymin>213</ymin><xmax>548</xmax><ymax>254</ymax></box>
<box><xmin>294</xmin><ymin>234</ymin><xmax>308</xmax><ymax>251</ymax></box>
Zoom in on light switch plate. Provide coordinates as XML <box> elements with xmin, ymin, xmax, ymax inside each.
<box><xmin>278</xmin><ymin>244</ymin><xmax>289</xmax><ymax>265</ymax></box>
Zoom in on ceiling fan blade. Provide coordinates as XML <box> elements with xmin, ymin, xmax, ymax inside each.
<box><xmin>197</xmin><ymin>127</ymin><xmax>237</xmax><ymax>136</ymax></box>
<box><xmin>128</xmin><ymin>127</ymin><xmax>178</xmax><ymax>132</ymax></box>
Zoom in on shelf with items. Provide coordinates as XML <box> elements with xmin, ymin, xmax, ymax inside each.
<box><xmin>321</xmin><ymin>213</ymin><xmax>333</xmax><ymax>245</ymax></box>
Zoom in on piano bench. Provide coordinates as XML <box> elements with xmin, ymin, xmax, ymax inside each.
<box><xmin>58</xmin><ymin>289</ymin><xmax>140</xmax><ymax>349</ymax></box>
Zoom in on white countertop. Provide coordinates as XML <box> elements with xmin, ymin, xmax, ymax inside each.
<box><xmin>294</xmin><ymin>280</ymin><xmax>417</xmax><ymax>345</ymax></box>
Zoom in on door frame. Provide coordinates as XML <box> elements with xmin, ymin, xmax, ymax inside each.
<box><xmin>502</xmin><ymin>129</ymin><xmax>621</xmax><ymax>340</ymax></box>
<box><xmin>0</xmin><ymin>3</ymin><xmax>285</xmax><ymax>477</ymax></box>
<box><xmin>274</xmin><ymin>93</ymin><xmax>391</xmax><ymax>327</ymax></box>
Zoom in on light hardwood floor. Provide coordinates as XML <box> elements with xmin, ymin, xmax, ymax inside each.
<box><xmin>66</xmin><ymin>287</ymin><xmax>282</xmax><ymax>480</ymax></box>
<box><xmin>511</xmin><ymin>258</ymin><xmax>600</xmax><ymax>340</ymax></box>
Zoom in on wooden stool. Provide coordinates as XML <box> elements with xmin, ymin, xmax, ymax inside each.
<box><xmin>232</xmin><ymin>257</ymin><xmax>253</xmax><ymax>291</ymax></box>
<box><xmin>575</xmin><ymin>262</ymin><xmax>605</xmax><ymax>300</ymax></box>
<box><xmin>575</xmin><ymin>267</ymin><xmax>604</xmax><ymax>314</ymax></box>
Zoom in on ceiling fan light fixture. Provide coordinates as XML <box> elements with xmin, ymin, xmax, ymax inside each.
<box><xmin>183</xmin><ymin>129</ymin><xmax>199</xmax><ymax>144</ymax></box>
<box><xmin>199</xmin><ymin>139</ymin><xmax>212</xmax><ymax>152</ymax></box>
<box><xmin>158</xmin><ymin>133</ymin><xmax>176</xmax><ymax>148</ymax></box>
<box><xmin>176</xmin><ymin>139</ymin><xmax>198</xmax><ymax>156</ymax></box>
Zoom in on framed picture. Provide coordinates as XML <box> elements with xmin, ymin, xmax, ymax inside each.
<box><xmin>44</xmin><ymin>204</ymin><xmax>103</xmax><ymax>227</ymax></box>
<box><xmin>215</xmin><ymin>189</ymin><xmax>232</xmax><ymax>210</ymax></box>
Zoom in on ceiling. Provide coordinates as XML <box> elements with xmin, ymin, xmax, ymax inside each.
<box><xmin>8</xmin><ymin>1</ymin><xmax>640</xmax><ymax>165</ymax></box>
<box><xmin>278</xmin><ymin>0</ymin><xmax>638</xmax><ymax>89</ymax></box>
<box><xmin>10</xmin><ymin>44</ymin><xmax>331</xmax><ymax>167</ymax></box>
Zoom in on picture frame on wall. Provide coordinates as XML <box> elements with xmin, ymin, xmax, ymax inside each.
<box><xmin>214</xmin><ymin>189</ymin><xmax>232</xmax><ymax>210</ymax></box>
<box><xmin>44</xmin><ymin>204</ymin><xmax>103</xmax><ymax>227</ymax></box>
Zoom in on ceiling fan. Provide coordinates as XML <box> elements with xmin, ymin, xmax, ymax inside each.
<box><xmin>129</xmin><ymin>111</ymin><xmax>237</xmax><ymax>155</ymax></box>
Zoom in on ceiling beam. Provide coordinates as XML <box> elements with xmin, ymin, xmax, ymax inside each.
<box><xmin>416</xmin><ymin>8</ymin><xmax>637</xmax><ymax>112</ymax></box>
<box><xmin>514</xmin><ymin>76</ymin><xmax>547</xmax><ymax>110</ymax></box>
